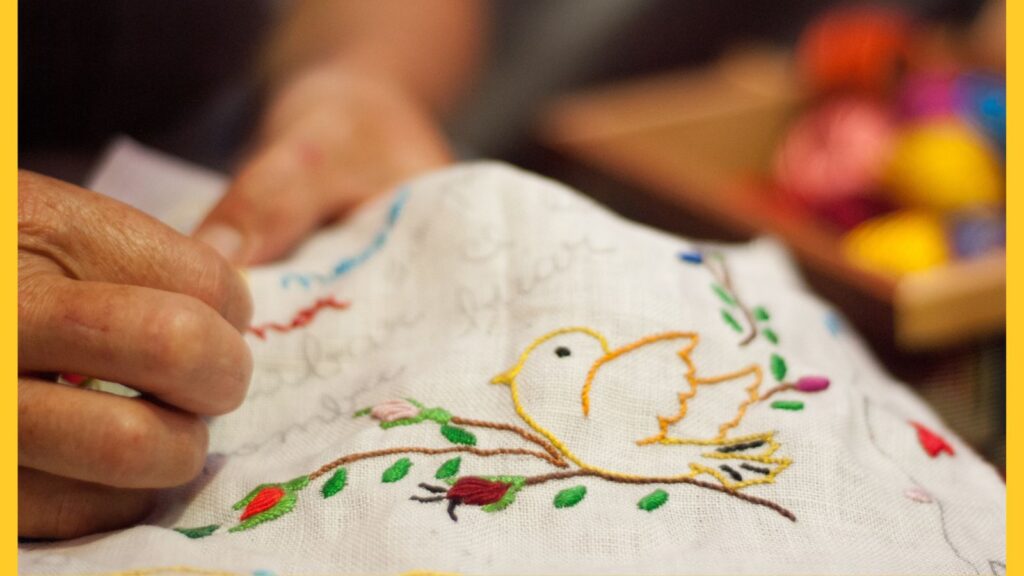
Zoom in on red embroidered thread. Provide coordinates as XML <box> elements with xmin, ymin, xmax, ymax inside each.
<box><xmin>240</xmin><ymin>486</ymin><xmax>286</xmax><ymax>520</ymax></box>
<box><xmin>911</xmin><ymin>421</ymin><xmax>955</xmax><ymax>457</ymax></box>
<box><xmin>248</xmin><ymin>296</ymin><xmax>350</xmax><ymax>340</ymax></box>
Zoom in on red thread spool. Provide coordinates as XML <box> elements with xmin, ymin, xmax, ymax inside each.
<box><xmin>798</xmin><ymin>5</ymin><xmax>911</xmax><ymax>96</ymax></box>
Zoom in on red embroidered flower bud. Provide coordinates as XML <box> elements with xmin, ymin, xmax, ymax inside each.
<box><xmin>446</xmin><ymin>477</ymin><xmax>510</xmax><ymax>506</ymax></box>
<box><xmin>240</xmin><ymin>486</ymin><xmax>286</xmax><ymax>520</ymax></box>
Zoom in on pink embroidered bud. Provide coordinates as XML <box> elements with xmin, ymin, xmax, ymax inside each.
<box><xmin>447</xmin><ymin>477</ymin><xmax>511</xmax><ymax>506</ymax></box>
<box><xmin>794</xmin><ymin>376</ymin><xmax>830</xmax><ymax>392</ymax></box>
<box><xmin>371</xmin><ymin>399</ymin><xmax>420</xmax><ymax>423</ymax></box>
<box><xmin>903</xmin><ymin>486</ymin><xmax>933</xmax><ymax>503</ymax></box>
<box><xmin>240</xmin><ymin>486</ymin><xmax>286</xmax><ymax>520</ymax></box>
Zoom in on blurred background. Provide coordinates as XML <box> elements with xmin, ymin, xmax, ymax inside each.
<box><xmin>20</xmin><ymin>0</ymin><xmax>1005</xmax><ymax>469</ymax></box>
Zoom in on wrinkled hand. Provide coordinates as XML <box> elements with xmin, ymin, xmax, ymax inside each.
<box><xmin>195</xmin><ymin>65</ymin><xmax>453</xmax><ymax>264</ymax></box>
<box><xmin>18</xmin><ymin>172</ymin><xmax>254</xmax><ymax>538</ymax></box>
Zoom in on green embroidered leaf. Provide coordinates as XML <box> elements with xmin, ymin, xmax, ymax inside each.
<box><xmin>229</xmin><ymin>491</ymin><xmax>300</xmax><ymax>532</ymax></box>
<box><xmin>721</xmin><ymin>309</ymin><xmax>743</xmax><ymax>333</ymax></box>
<box><xmin>435</xmin><ymin>457</ymin><xmax>462</xmax><ymax>480</ymax></box>
<box><xmin>712</xmin><ymin>284</ymin><xmax>737</xmax><ymax>307</ymax></box>
<box><xmin>771</xmin><ymin>400</ymin><xmax>804</xmax><ymax>411</ymax></box>
<box><xmin>638</xmin><ymin>489</ymin><xmax>669</xmax><ymax>511</ymax></box>
<box><xmin>421</xmin><ymin>407</ymin><xmax>452</xmax><ymax>425</ymax></box>
<box><xmin>440</xmin><ymin>424</ymin><xmax>477</xmax><ymax>446</ymax></box>
<box><xmin>753</xmin><ymin>306</ymin><xmax>770</xmax><ymax>321</ymax></box>
<box><xmin>174</xmin><ymin>524</ymin><xmax>219</xmax><ymax>539</ymax></box>
<box><xmin>284</xmin><ymin>475</ymin><xmax>311</xmax><ymax>491</ymax></box>
<box><xmin>353</xmin><ymin>407</ymin><xmax>371</xmax><ymax>418</ymax></box>
<box><xmin>762</xmin><ymin>328</ymin><xmax>779</xmax><ymax>345</ymax></box>
<box><xmin>553</xmin><ymin>485</ymin><xmax>587</xmax><ymax>509</ymax></box>
<box><xmin>770</xmin><ymin>353</ymin><xmax>788</xmax><ymax>382</ymax></box>
<box><xmin>382</xmin><ymin>458</ymin><xmax>413</xmax><ymax>483</ymax></box>
<box><xmin>321</xmin><ymin>469</ymin><xmax>348</xmax><ymax>498</ymax></box>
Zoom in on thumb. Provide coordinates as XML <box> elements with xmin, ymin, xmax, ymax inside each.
<box><xmin>194</xmin><ymin>144</ymin><xmax>346</xmax><ymax>265</ymax></box>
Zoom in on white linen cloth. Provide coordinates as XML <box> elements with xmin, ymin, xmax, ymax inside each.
<box><xmin>20</xmin><ymin>160</ymin><xmax>1005</xmax><ymax>575</ymax></box>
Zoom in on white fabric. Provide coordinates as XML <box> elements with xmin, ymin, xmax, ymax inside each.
<box><xmin>21</xmin><ymin>161</ymin><xmax>1005</xmax><ymax>575</ymax></box>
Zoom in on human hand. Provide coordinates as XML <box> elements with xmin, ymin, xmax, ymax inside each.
<box><xmin>194</xmin><ymin>65</ymin><xmax>453</xmax><ymax>265</ymax></box>
<box><xmin>18</xmin><ymin>171</ymin><xmax>254</xmax><ymax>538</ymax></box>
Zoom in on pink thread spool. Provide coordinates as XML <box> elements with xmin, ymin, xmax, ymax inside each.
<box><xmin>898</xmin><ymin>72</ymin><xmax>959</xmax><ymax>121</ymax></box>
<box><xmin>774</xmin><ymin>98</ymin><xmax>895</xmax><ymax>228</ymax></box>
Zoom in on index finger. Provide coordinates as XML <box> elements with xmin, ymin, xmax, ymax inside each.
<box><xmin>19</xmin><ymin>171</ymin><xmax>252</xmax><ymax>331</ymax></box>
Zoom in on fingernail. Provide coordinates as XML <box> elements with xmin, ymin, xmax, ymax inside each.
<box><xmin>196</xmin><ymin>224</ymin><xmax>245</xmax><ymax>262</ymax></box>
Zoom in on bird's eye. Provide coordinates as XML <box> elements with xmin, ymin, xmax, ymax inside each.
<box><xmin>555</xmin><ymin>346</ymin><xmax>571</xmax><ymax>358</ymax></box>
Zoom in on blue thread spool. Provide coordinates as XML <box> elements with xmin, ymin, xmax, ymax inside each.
<box><xmin>950</xmin><ymin>211</ymin><xmax>1005</xmax><ymax>258</ymax></box>
<box><xmin>956</xmin><ymin>73</ymin><xmax>1005</xmax><ymax>157</ymax></box>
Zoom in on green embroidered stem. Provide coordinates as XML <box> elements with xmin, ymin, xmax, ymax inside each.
<box><xmin>771</xmin><ymin>400</ymin><xmax>804</xmax><ymax>411</ymax></box>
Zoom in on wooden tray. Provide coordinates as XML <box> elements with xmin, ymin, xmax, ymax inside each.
<box><xmin>538</xmin><ymin>49</ymin><xmax>1005</xmax><ymax>351</ymax></box>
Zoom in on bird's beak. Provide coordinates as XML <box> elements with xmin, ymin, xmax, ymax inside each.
<box><xmin>490</xmin><ymin>368</ymin><xmax>515</xmax><ymax>386</ymax></box>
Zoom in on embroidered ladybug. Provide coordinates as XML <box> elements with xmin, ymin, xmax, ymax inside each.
<box><xmin>411</xmin><ymin>477</ymin><xmax>515</xmax><ymax>521</ymax></box>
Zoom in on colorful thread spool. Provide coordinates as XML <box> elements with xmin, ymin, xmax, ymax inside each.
<box><xmin>842</xmin><ymin>210</ymin><xmax>950</xmax><ymax>275</ymax></box>
<box><xmin>884</xmin><ymin>120</ymin><xmax>1002</xmax><ymax>212</ymax></box>
<box><xmin>798</xmin><ymin>5</ymin><xmax>911</xmax><ymax>96</ymax></box>
<box><xmin>774</xmin><ymin>98</ymin><xmax>894</xmax><ymax>206</ymax></box>
<box><xmin>956</xmin><ymin>74</ymin><xmax>1005</xmax><ymax>156</ymax></box>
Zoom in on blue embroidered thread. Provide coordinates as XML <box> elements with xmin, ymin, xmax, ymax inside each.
<box><xmin>280</xmin><ymin>187</ymin><xmax>410</xmax><ymax>289</ymax></box>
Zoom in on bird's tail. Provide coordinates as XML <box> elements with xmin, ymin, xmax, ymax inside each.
<box><xmin>660</xmin><ymin>431</ymin><xmax>791</xmax><ymax>490</ymax></box>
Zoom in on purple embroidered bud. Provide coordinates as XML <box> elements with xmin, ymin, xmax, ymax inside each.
<box><xmin>794</xmin><ymin>376</ymin><xmax>830</xmax><ymax>392</ymax></box>
<box><xmin>371</xmin><ymin>399</ymin><xmax>420</xmax><ymax>422</ymax></box>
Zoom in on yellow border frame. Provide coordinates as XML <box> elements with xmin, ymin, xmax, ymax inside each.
<box><xmin>5</xmin><ymin>2</ymin><xmax>1013</xmax><ymax>575</ymax></box>
<box><xmin>1006</xmin><ymin>0</ymin><xmax>1018</xmax><ymax>567</ymax></box>
<box><xmin>6</xmin><ymin>0</ymin><xmax>18</xmax><ymax>573</ymax></box>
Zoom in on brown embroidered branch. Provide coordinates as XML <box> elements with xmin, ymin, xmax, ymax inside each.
<box><xmin>307</xmin><ymin>445</ymin><xmax>563</xmax><ymax>481</ymax></box>
<box><xmin>449</xmin><ymin>416</ymin><xmax>568</xmax><ymax>468</ymax></box>
<box><xmin>707</xmin><ymin>253</ymin><xmax>758</xmax><ymax>346</ymax></box>
<box><xmin>757</xmin><ymin>383</ymin><xmax>795</xmax><ymax>403</ymax></box>
<box><xmin>524</xmin><ymin>469</ymin><xmax>796</xmax><ymax>522</ymax></box>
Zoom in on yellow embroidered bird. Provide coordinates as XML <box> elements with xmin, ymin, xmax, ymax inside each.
<box><xmin>491</xmin><ymin>327</ymin><xmax>790</xmax><ymax>489</ymax></box>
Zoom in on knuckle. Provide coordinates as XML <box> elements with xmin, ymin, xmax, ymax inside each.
<box><xmin>213</xmin><ymin>340</ymin><xmax>253</xmax><ymax>414</ymax></box>
<box><xmin>99</xmin><ymin>411</ymin><xmax>160</xmax><ymax>483</ymax></box>
<box><xmin>177</xmin><ymin>419</ymin><xmax>209</xmax><ymax>482</ymax></box>
<box><xmin>143</xmin><ymin>299</ymin><xmax>211</xmax><ymax>373</ymax></box>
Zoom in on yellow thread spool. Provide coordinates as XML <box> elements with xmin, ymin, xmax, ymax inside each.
<box><xmin>884</xmin><ymin>120</ymin><xmax>1002</xmax><ymax>212</ymax></box>
<box><xmin>842</xmin><ymin>210</ymin><xmax>950</xmax><ymax>275</ymax></box>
